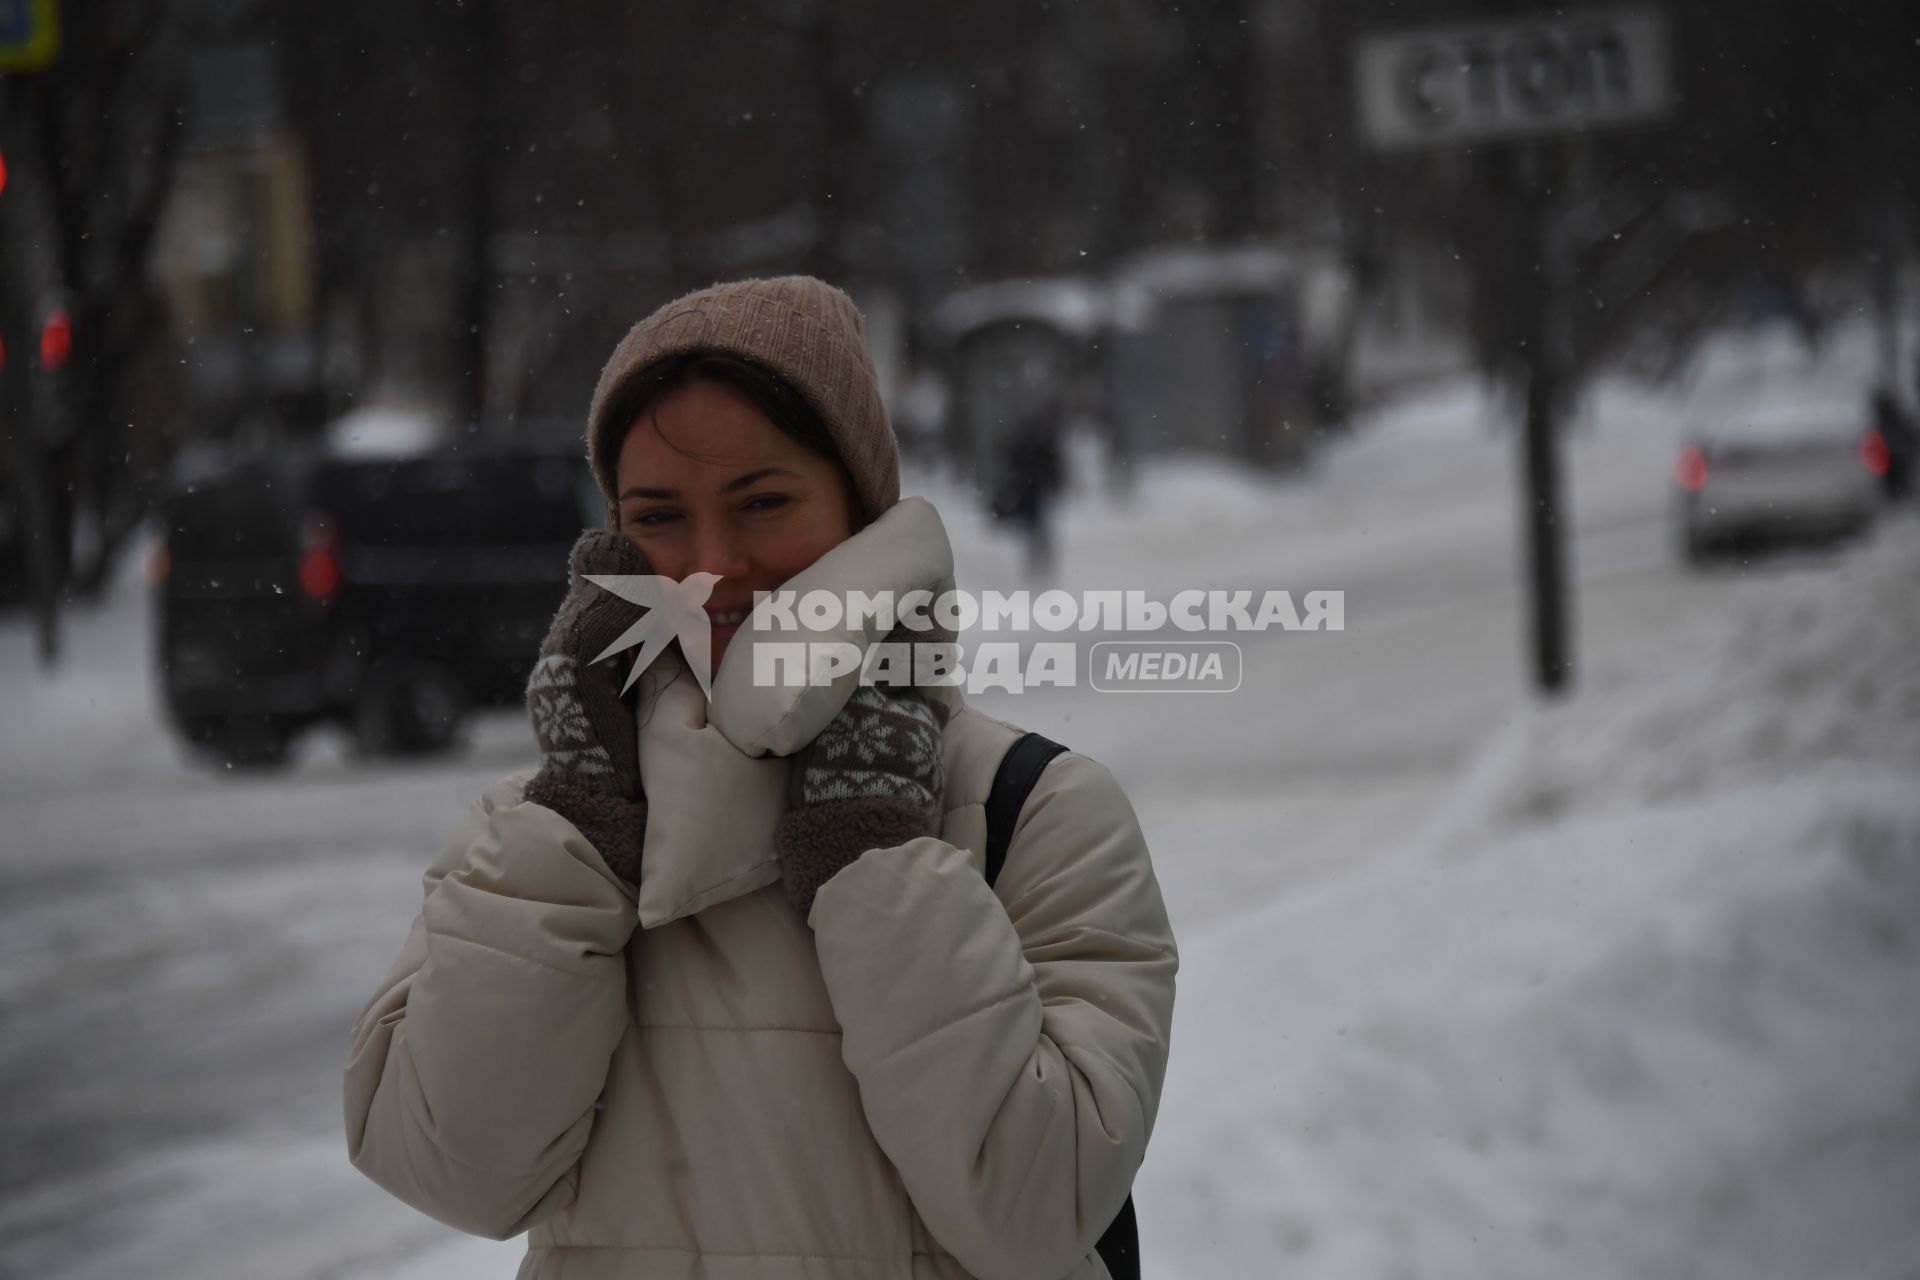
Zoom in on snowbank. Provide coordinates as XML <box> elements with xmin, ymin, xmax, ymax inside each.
<box><xmin>1472</xmin><ymin>523</ymin><xmax>1920</xmax><ymax>826</ymax></box>
<box><xmin>1141</xmin><ymin>517</ymin><xmax>1920</xmax><ymax>1278</ymax></box>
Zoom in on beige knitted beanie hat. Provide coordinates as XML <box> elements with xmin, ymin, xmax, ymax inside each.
<box><xmin>586</xmin><ymin>275</ymin><xmax>900</xmax><ymax>526</ymax></box>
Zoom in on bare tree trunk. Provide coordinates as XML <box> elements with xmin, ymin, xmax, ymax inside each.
<box><xmin>58</xmin><ymin>125</ymin><xmax>184</xmax><ymax>595</ymax></box>
<box><xmin>1870</xmin><ymin>203</ymin><xmax>1906</xmax><ymax>398</ymax></box>
<box><xmin>453</xmin><ymin>0</ymin><xmax>499</xmax><ymax>435</ymax></box>
<box><xmin>803</xmin><ymin>12</ymin><xmax>855</xmax><ymax>283</ymax></box>
<box><xmin>26</xmin><ymin>0</ymin><xmax>186</xmax><ymax>601</ymax></box>
<box><xmin>0</xmin><ymin>79</ymin><xmax>63</xmax><ymax>666</ymax></box>
<box><xmin>1194</xmin><ymin>0</ymin><xmax>1259</xmax><ymax>242</ymax></box>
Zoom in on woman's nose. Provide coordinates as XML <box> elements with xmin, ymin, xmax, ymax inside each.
<box><xmin>686</xmin><ymin>519</ymin><xmax>751</xmax><ymax>582</ymax></box>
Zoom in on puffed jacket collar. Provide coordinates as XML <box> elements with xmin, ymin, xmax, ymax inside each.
<box><xmin>631</xmin><ymin>496</ymin><xmax>962</xmax><ymax>927</ymax></box>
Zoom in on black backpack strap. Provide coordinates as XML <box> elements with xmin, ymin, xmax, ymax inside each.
<box><xmin>1095</xmin><ymin>1195</ymin><xmax>1140</xmax><ymax>1280</ymax></box>
<box><xmin>983</xmin><ymin>732</ymin><xmax>1069</xmax><ymax>889</ymax></box>
<box><xmin>982</xmin><ymin>731</ymin><xmax>1141</xmax><ymax>1280</ymax></box>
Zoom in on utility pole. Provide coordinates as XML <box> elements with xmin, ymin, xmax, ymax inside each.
<box><xmin>1515</xmin><ymin>144</ymin><xmax>1573</xmax><ymax>693</ymax></box>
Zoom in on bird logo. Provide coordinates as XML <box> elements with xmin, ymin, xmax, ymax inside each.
<box><xmin>583</xmin><ymin>571</ymin><xmax>725</xmax><ymax>699</ymax></box>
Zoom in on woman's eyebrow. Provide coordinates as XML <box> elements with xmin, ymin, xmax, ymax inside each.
<box><xmin>619</xmin><ymin>467</ymin><xmax>801</xmax><ymax>501</ymax></box>
<box><xmin>722</xmin><ymin>466</ymin><xmax>801</xmax><ymax>493</ymax></box>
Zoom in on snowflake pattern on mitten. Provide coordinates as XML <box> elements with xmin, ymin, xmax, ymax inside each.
<box><xmin>797</xmin><ymin>684</ymin><xmax>943</xmax><ymax>813</ymax></box>
<box><xmin>527</xmin><ymin>653</ymin><xmax>617</xmax><ymax>784</ymax></box>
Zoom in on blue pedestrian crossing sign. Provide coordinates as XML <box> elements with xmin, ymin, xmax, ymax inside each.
<box><xmin>0</xmin><ymin>0</ymin><xmax>60</xmax><ymax>72</ymax></box>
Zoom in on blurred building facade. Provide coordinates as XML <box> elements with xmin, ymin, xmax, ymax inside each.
<box><xmin>154</xmin><ymin>43</ymin><xmax>322</xmax><ymax>436</ymax></box>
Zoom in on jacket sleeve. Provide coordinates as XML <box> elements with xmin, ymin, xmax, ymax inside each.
<box><xmin>342</xmin><ymin>771</ymin><xmax>639</xmax><ymax>1239</ymax></box>
<box><xmin>808</xmin><ymin>751</ymin><xmax>1178</xmax><ymax>1280</ymax></box>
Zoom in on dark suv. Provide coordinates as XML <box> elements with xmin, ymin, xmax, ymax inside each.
<box><xmin>153</xmin><ymin>442</ymin><xmax>598</xmax><ymax>768</ymax></box>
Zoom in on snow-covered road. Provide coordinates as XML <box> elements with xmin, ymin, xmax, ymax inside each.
<box><xmin>2</xmin><ymin>357</ymin><xmax>1914</xmax><ymax>1280</ymax></box>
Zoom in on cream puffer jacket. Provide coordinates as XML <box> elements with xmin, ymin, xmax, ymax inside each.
<box><xmin>343</xmin><ymin>499</ymin><xmax>1179</xmax><ymax>1279</ymax></box>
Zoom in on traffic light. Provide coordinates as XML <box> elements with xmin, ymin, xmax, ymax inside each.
<box><xmin>38</xmin><ymin>306</ymin><xmax>69</xmax><ymax>371</ymax></box>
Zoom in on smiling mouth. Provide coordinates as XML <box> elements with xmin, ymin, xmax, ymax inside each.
<box><xmin>707</xmin><ymin>608</ymin><xmax>750</xmax><ymax>628</ymax></box>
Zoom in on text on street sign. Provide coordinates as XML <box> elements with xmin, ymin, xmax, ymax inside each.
<box><xmin>1355</xmin><ymin>10</ymin><xmax>1673</xmax><ymax>150</ymax></box>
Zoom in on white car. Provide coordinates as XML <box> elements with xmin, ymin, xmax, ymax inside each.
<box><xmin>1675</xmin><ymin>388</ymin><xmax>1887</xmax><ymax>562</ymax></box>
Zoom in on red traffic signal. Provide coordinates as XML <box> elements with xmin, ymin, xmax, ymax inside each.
<box><xmin>39</xmin><ymin>307</ymin><xmax>70</xmax><ymax>371</ymax></box>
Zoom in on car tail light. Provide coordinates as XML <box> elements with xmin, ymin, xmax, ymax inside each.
<box><xmin>146</xmin><ymin>542</ymin><xmax>171</xmax><ymax>586</ymax></box>
<box><xmin>298</xmin><ymin>521</ymin><xmax>342</xmax><ymax>601</ymax></box>
<box><xmin>1861</xmin><ymin>429</ymin><xmax>1891</xmax><ymax>477</ymax></box>
<box><xmin>1674</xmin><ymin>445</ymin><xmax>1709</xmax><ymax>492</ymax></box>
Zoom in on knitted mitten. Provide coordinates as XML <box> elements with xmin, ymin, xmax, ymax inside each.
<box><xmin>522</xmin><ymin>530</ymin><xmax>651</xmax><ymax>887</ymax></box>
<box><xmin>776</xmin><ymin>683</ymin><xmax>946</xmax><ymax>919</ymax></box>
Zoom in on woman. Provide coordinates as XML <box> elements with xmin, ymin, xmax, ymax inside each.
<box><xmin>344</xmin><ymin>276</ymin><xmax>1178</xmax><ymax>1279</ymax></box>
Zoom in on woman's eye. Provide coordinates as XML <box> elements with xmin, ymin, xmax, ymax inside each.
<box><xmin>628</xmin><ymin>509</ymin><xmax>680</xmax><ymax>527</ymax></box>
<box><xmin>742</xmin><ymin>494</ymin><xmax>790</xmax><ymax>513</ymax></box>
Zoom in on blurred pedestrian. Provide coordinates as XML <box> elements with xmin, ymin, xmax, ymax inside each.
<box><xmin>989</xmin><ymin>417</ymin><xmax>1066</xmax><ymax>579</ymax></box>
<box><xmin>342</xmin><ymin>276</ymin><xmax>1176</xmax><ymax>1280</ymax></box>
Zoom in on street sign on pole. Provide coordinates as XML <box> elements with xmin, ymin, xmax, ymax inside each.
<box><xmin>0</xmin><ymin>0</ymin><xmax>60</xmax><ymax>72</ymax></box>
<box><xmin>1356</xmin><ymin>11</ymin><xmax>1672</xmax><ymax>150</ymax></box>
<box><xmin>1353</xmin><ymin>9</ymin><xmax>1675</xmax><ymax>696</ymax></box>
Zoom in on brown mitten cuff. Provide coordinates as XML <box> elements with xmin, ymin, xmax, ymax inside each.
<box><xmin>775</xmin><ymin>796</ymin><xmax>937</xmax><ymax>920</ymax></box>
<box><xmin>523</xmin><ymin>773</ymin><xmax>648</xmax><ymax>890</ymax></box>
<box><xmin>524</xmin><ymin>530</ymin><xmax>648</xmax><ymax>798</ymax></box>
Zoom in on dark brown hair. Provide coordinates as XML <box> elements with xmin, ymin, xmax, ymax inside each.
<box><xmin>599</xmin><ymin>352</ymin><xmax>858</xmax><ymax>524</ymax></box>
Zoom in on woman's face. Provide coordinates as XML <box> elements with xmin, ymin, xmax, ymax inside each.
<box><xmin>615</xmin><ymin>379</ymin><xmax>857</xmax><ymax>673</ymax></box>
